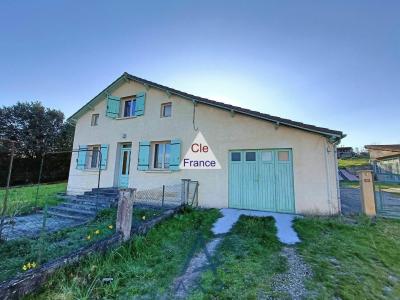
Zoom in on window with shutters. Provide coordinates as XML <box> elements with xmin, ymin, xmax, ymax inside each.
<box><xmin>86</xmin><ymin>145</ymin><xmax>101</xmax><ymax>169</ymax></box>
<box><xmin>152</xmin><ymin>141</ymin><xmax>171</xmax><ymax>169</ymax></box>
<box><xmin>121</xmin><ymin>96</ymin><xmax>137</xmax><ymax>117</ymax></box>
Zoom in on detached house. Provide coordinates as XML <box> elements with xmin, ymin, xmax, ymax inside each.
<box><xmin>67</xmin><ymin>73</ymin><xmax>344</xmax><ymax>215</ymax></box>
<box><xmin>365</xmin><ymin>144</ymin><xmax>400</xmax><ymax>183</ymax></box>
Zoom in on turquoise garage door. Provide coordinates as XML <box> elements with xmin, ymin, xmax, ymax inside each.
<box><xmin>229</xmin><ymin>149</ymin><xmax>295</xmax><ymax>213</ymax></box>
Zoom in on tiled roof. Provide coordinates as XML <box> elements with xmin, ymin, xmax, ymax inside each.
<box><xmin>68</xmin><ymin>72</ymin><xmax>344</xmax><ymax>140</ymax></box>
<box><xmin>365</xmin><ymin>144</ymin><xmax>400</xmax><ymax>152</ymax></box>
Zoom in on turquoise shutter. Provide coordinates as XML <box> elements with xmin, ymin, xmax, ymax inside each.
<box><xmin>138</xmin><ymin>141</ymin><xmax>150</xmax><ymax>170</ymax></box>
<box><xmin>169</xmin><ymin>139</ymin><xmax>181</xmax><ymax>171</ymax></box>
<box><xmin>76</xmin><ymin>145</ymin><xmax>87</xmax><ymax>170</ymax></box>
<box><xmin>135</xmin><ymin>92</ymin><xmax>146</xmax><ymax>116</ymax></box>
<box><xmin>100</xmin><ymin>144</ymin><xmax>109</xmax><ymax>170</ymax></box>
<box><xmin>106</xmin><ymin>96</ymin><xmax>121</xmax><ymax>118</ymax></box>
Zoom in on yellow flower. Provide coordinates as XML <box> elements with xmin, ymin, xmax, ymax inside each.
<box><xmin>22</xmin><ymin>265</ymin><xmax>27</xmax><ymax>271</ymax></box>
<box><xmin>86</xmin><ymin>235</ymin><xmax>91</xmax><ymax>240</ymax></box>
<box><xmin>108</xmin><ymin>225</ymin><xmax>113</xmax><ymax>230</ymax></box>
<box><xmin>27</xmin><ymin>262</ymin><xmax>31</xmax><ymax>269</ymax></box>
<box><xmin>142</xmin><ymin>216</ymin><xmax>146</xmax><ymax>220</ymax></box>
<box><xmin>31</xmin><ymin>262</ymin><xmax>37</xmax><ymax>268</ymax></box>
<box><xmin>95</xmin><ymin>229</ymin><xmax>100</xmax><ymax>235</ymax></box>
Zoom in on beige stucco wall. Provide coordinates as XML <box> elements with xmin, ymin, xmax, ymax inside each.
<box><xmin>67</xmin><ymin>79</ymin><xmax>340</xmax><ymax>215</ymax></box>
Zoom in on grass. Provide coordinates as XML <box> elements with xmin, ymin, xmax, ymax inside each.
<box><xmin>17</xmin><ymin>210</ymin><xmax>400</xmax><ymax>299</ymax></box>
<box><xmin>0</xmin><ymin>182</ymin><xmax>66</xmax><ymax>216</ymax></box>
<box><xmin>0</xmin><ymin>207</ymin><xmax>162</xmax><ymax>283</ymax></box>
<box><xmin>339</xmin><ymin>157</ymin><xmax>370</xmax><ymax>169</ymax></box>
<box><xmin>294</xmin><ymin>216</ymin><xmax>400</xmax><ymax>299</ymax></box>
<box><xmin>32</xmin><ymin>208</ymin><xmax>220</xmax><ymax>299</ymax></box>
<box><xmin>190</xmin><ymin>216</ymin><xmax>287</xmax><ymax>299</ymax></box>
<box><xmin>0</xmin><ymin>208</ymin><xmax>116</xmax><ymax>283</ymax></box>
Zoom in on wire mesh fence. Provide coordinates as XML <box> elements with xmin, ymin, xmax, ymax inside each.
<box><xmin>0</xmin><ymin>144</ymin><xmax>120</xmax><ymax>283</ymax></box>
<box><xmin>135</xmin><ymin>184</ymin><xmax>183</xmax><ymax>208</ymax></box>
<box><xmin>0</xmin><ymin>141</ymin><xmax>191</xmax><ymax>285</ymax></box>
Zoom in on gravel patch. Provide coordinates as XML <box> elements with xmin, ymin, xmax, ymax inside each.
<box><xmin>271</xmin><ymin>246</ymin><xmax>312</xmax><ymax>299</ymax></box>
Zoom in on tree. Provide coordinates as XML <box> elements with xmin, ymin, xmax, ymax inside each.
<box><xmin>0</xmin><ymin>101</ymin><xmax>74</xmax><ymax>158</ymax></box>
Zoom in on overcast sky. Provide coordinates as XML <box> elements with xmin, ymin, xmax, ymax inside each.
<box><xmin>0</xmin><ymin>0</ymin><xmax>399</xmax><ymax>148</ymax></box>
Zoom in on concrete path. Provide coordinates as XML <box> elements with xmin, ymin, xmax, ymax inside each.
<box><xmin>172</xmin><ymin>237</ymin><xmax>222</xmax><ymax>298</ymax></box>
<box><xmin>171</xmin><ymin>208</ymin><xmax>300</xmax><ymax>297</ymax></box>
<box><xmin>212</xmin><ymin>208</ymin><xmax>300</xmax><ymax>244</ymax></box>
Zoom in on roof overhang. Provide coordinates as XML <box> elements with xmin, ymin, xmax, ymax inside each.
<box><xmin>68</xmin><ymin>72</ymin><xmax>345</xmax><ymax>141</ymax></box>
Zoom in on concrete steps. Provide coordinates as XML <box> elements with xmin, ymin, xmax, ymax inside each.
<box><xmin>44</xmin><ymin>210</ymin><xmax>88</xmax><ymax>222</ymax></box>
<box><xmin>48</xmin><ymin>206</ymin><xmax>96</xmax><ymax>217</ymax></box>
<box><xmin>44</xmin><ymin>187</ymin><xmax>119</xmax><ymax>221</ymax></box>
<box><xmin>59</xmin><ymin>202</ymin><xmax>98</xmax><ymax>211</ymax></box>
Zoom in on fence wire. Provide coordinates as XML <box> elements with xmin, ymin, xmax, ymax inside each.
<box><xmin>135</xmin><ymin>184</ymin><xmax>183</xmax><ymax>208</ymax></box>
<box><xmin>0</xmin><ymin>146</ymin><xmax>111</xmax><ymax>284</ymax></box>
<box><xmin>0</xmin><ymin>140</ymin><xmax>193</xmax><ymax>285</ymax></box>
<box><xmin>0</xmin><ymin>145</ymin><xmax>118</xmax><ymax>284</ymax></box>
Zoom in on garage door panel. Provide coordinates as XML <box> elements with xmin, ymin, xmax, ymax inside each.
<box><xmin>229</xmin><ymin>162</ymin><xmax>242</xmax><ymax>208</ymax></box>
<box><xmin>229</xmin><ymin>151</ymin><xmax>258</xmax><ymax>210</ymax></box>
<box><xmin>275</xmin><ymin>163</ymin><xmax>295</xmax><ymax>212</ymax></box>
<box><xmin>240</xmin><ymin>163</ymin><xmax>258</xmax><ymax>209</ymax></box>
<box><xmin>275</xmin><ymin>150</ymin><xmax>295</xmax><ymax>212</ymax></box>
<box><xmin>258</xmin><ymin>151</ymin><xmax>276</xmax><ymax>210</ymax></box>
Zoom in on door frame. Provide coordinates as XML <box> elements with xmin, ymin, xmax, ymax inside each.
<box><xmin>116</xmin><ymin>142</ymin><xmax>132</xmax><ymax>188</ymax></box>
<box><xmin>228</xmin><ymin>148</ymin><xmax>296</xmax><ymax>213</ymax></box>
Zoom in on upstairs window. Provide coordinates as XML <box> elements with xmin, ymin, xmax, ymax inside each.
<box><xmin>122</xmin><ymin>97</ymin><xmax>137</xmax><ymax>117</ymax></box>
<box><xmin>91</xmin><ymin>114</ymin><xmax>99</xmax><ymax>126</ymax></box>
<box><xmin>161</xmin><ymin>102</ymin><xmax>172</xmax><ymax>118</ymax></box>
<box><xmin>153</xmin><ymin>141</ymin><xmax>171</xmax><ymax>169</ymax></box>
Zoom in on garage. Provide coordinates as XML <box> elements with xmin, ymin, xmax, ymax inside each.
<box><xmin>228</xmin><ymin>149</ymin><xmax>295</xmax><ymax>213</ymax></box>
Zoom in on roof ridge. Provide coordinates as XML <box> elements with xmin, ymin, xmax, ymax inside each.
<box><xmin>68</xmin><ymin>72</ymin><xmax>344</xmax><ymax>140</ymax></box>
<box><xmin>125</xmin><ymin>73</ymin><xmax>344</xmax><ymax>138</ymax></box>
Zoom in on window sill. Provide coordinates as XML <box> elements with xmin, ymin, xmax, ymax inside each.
<box><xmin>144</xmin><ymin>169</ymin><xmax>173</xmax><ymax>173</ymax></box>
<box><xmin>82</xmin><ymin>168</ymin><xmax>101</xmax><ymax>172</ymax></box>
<box><xmin>116</xmin><ymin>116</ymin><xmax>137</xmax><ymax>120</ymax></box>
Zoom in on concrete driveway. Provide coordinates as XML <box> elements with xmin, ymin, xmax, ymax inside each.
<box><xmin>212</xmin><ymin>208</ymin><xmax>300</xmax><ymax>244</ymax></box>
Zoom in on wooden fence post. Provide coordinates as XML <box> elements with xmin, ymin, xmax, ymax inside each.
<box><xmin>116</xmin><ymin>188</ymin><xmax>135</xmax><ymax>241</ymax></box>
<box><xmin>358</xmin><ymin>170</ymin><xmax>376</xmax><ymax>216</ymax></box>
<box><xmin>181</xmin><ymin>179</ymin><xmax>189</xmax><ymax>204</ymax></box>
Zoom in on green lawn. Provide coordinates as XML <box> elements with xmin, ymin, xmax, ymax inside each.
<box><xmin>339</xmin><ymin>157</ymin><xmax>370</xmax><ymax>169</ymax></box>
<box><xmin>294</xmin><ymin>216</ymin><xmax>400</xmax><ymax>299</ymax></box>
<box><xmin>1</xmin><ymin>207</ymin><xmax>163</xmax><ymax>284</ymax></box>
<box><xmin>22</xmin><ymin>209</ymin><xmax>400</xmax><ymax>299</ymax></box>
<box><xmin>32</xmin><ymin>208</ymin><xmax>220</xmax><ymax>299</ymax></box>
<box><xmin>191</xmin><ymin>216</ymin><xmax>286</xmax><ymax>299</ymax></box>
<box><xmin>0</xmin><ymin>208</ymin><xmax>116</xmax><ymax>283</ymax></box>
<box><xmin>0</xmin><ymin>182</ymin><xmax>67</xmax><ymax>216</ymax></box>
